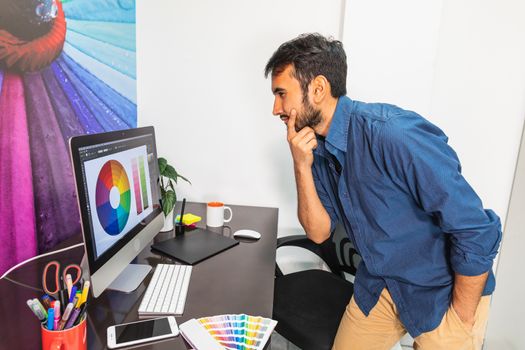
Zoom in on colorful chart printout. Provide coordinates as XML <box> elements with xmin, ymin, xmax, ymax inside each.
<box><xmin>131</xmin><ymin>157</ymin><xmax>142</xmax><ymax>214</ymax></box>
<box><xmin>138</xmin><ymin>155</ymin><xmax>149</xmax><ymax>210</ymax></box>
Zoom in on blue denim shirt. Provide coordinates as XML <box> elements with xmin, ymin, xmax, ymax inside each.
<box><xmin>312</xmin><ymin>96</ymin><xmax>502</xmax><ymax>337</ymax></box>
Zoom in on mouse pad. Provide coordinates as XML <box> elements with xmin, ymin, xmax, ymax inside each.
<box><xmin>151</xmin><ymin>228</ymin><xmax>239</xmax><ymax>265</ymax></box>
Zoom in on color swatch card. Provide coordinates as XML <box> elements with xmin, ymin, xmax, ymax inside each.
<box><xmin>179</xmin><ymin>314</ymin><xmax>277</xmax><ymax>350</ymax></box>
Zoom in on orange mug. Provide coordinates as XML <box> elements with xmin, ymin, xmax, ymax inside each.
<box><xmin>41</xmin><ymin>317</ymin><xmax>87</xmax><ymax>350</ymax></box>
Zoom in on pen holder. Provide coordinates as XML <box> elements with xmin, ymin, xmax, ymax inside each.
<box><xmin>41</xmin><ymin>317</ymin><xmax>87</xmax><ymax>350</ymax></box>
<box><xmin>175</xmin><ymin>222</ymin><xmax>185</xmax><ymax>236</ymax></box>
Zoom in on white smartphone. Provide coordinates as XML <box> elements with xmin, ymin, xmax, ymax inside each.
<box><xmin>107</xmin><ymin>316</ymin><xmax>179</xmax><ymax>349</ymax></box>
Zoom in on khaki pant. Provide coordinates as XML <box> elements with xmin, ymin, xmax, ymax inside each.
<box><xmin>332</xmin><ymin>288</ymin><xmax>490</xmax><ymax>350</ymax></box>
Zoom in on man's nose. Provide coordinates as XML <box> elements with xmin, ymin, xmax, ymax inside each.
<box><xmin>272</xmin><ymin>98</ymin><xmax>283</xmax><ymax>116</ymax></box>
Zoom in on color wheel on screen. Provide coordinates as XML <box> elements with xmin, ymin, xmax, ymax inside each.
<box><xmin>96</xmin><ymin>160</ymin><xmax>131</xmax><ymax>235</ymax></box>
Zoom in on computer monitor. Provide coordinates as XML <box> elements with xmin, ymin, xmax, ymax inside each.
<box><xmin>70</xmin><ymin>126</ymin><xmax>164</xmax><ymax>297</ymax></box>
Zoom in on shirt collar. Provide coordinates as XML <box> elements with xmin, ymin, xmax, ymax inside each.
<box><xmin>313</xmin><ymin>96</ymin><xmax>354</xmax><ymax>166</ymax></box>
<box><xmin>325</xmin><ymin>96</ymin><xmax>354</xmax><ymax>153</ymax></box>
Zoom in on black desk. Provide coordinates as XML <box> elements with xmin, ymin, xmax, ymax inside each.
<box><xmin>0</xmin><ymin>202</ymin><xmax>278</xmax><ymax>349</ymax></box>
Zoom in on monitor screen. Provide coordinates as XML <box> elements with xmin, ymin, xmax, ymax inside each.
<box><xmin>70</xmin><ymin>127</ymin><xmax>163</xmax><ymax>295</ymax></box>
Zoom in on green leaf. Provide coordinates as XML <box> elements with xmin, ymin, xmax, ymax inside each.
<box><xmin>162</xmin><ymin>190</ymin><xmax>176</xmax><ymax>216</ymax></box>
<box><xmin>177</xmin><ymin>174</ymin><xmax>191</xmax><ymax>185</ymax></box>
<box><xmin>158</xmin><ymin>157</ymin><xmax>168</xmax><ymax>175</ymax></box>
<box><xmin>164</xmin><ymin>164</ymin><xmax>178</xmax><ymax>181</ymax></box>
<box><xmin>158</xmin><ymin>157</ymin><xmax>190</xmax><ymax>212</ymax></box>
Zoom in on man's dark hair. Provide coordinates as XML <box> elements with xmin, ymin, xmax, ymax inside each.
<box><xmin>264</xmin><ymin>33</ymin><xmax>347</xmax><ymax>98</ymax></box>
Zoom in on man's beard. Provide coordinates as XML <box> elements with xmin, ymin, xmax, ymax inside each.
<box><xmin>294</xmin><ymin>100</ymin><xmax>323</xmax><ymax>132</ymax></box>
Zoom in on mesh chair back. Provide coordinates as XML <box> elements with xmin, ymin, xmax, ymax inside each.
<box><xmin>320</xmin><ymin>224</ymin><xmax>361</xmax><ymax>278</ymax></box>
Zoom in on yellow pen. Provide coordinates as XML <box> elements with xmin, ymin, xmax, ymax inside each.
<box><xmin>79</xmin><ymin>280</ymin><xmax>90</xmax><ymax>306</ymax></box>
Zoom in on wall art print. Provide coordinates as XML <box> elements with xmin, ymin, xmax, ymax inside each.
<box><xmin>0</xmin><ymin>0</ymin><xmax>137</xmax><ymax>275</ymax></box>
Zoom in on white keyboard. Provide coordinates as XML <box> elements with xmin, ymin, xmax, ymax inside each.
<box><xmin>138</xmin><ymin>264</ymin><xmax>192</xmax><ymax>317</ymax></box>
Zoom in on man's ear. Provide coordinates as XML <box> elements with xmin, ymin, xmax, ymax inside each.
<box><xmin>310</xmin><ymin>75</ymin><xmax>330</xmax><ymax>104</ymax></box>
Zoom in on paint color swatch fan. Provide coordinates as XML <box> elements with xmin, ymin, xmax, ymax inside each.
<box><xmin>179</xmin><ymin>314</ymin><xmax>277</xmax><ymax>350</ymax></box>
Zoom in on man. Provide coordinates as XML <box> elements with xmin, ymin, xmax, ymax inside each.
<box><xmin>265</xmin><ymin>33</ymin><xmax>501</xmax><ymax>350</ymax></box>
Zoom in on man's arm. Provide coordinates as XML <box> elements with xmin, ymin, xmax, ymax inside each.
<box><xmin>287</xmin><ymin>110</ymin><xmax>331</xmax><ymax>243</ymax></box>
<box><xmin>294</xmin><ymin>164</ymin><xmax>331</xmax><ymax>243</ymax></box>
<box><xmin>452</xmin><ymin>272</ymin><xmax>488</xmax><ymax>327</ymax></box>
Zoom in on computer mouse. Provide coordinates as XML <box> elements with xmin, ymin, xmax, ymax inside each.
<box><xmin>233</xmin><ymin>229</ymin><xmax>261</xmax><ymax>240</ymax></box>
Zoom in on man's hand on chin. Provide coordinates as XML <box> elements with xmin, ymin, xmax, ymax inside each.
<box><xmin>287</xmin><ymin>109</ymin><xmax>317</xmax><ymax>172</ymax></box>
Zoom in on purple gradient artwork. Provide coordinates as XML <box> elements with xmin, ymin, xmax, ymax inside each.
<box><xmin>0</xmin><ymin>0</ymin><xmax>137</xmax><ymax>275</ymax></box>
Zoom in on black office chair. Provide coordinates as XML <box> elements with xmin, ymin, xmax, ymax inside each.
<box><xmin>273</xmin><ymin>225</ymin><xmax>361</xmax><ymax>350</ymax></box>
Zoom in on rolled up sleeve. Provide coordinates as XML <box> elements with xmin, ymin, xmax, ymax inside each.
<box><xmin>449</xmin><ymin>208</ymin><xmax>501</xmax><ymax>276</ymax></box>
<box><xmin>379</xmin><ymin>113</ymin><xmax>502</xmax><ymax>276</ymax></box>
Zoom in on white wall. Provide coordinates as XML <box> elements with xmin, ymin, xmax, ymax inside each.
<box><xmin>136</xmin><ymin>0</ymin><xmax>343</xmax><ymax>234</ymax></box>
<box><xmin>484</xmin><ymin>126</ymin><xmax>525</xmax><ymax>350</ymax></box>
<box><xmin>343</xmin><ymin>0</ymin><xmax>443</xmax><ymax>116</ymax></box>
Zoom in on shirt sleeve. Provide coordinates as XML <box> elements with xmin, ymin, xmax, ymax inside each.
<box><xmin>378</xmin><ymin>112</ymin><xmax>502</xmax><ymax>276</ymax></box>
<box><xmin>311</xmin><ymin>160</ymin><xmax>339</xmax><ymax>234</ymax></box>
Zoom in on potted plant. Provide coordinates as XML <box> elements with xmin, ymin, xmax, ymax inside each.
<box><xmin>158</xmin><ymin>157</ymin><xmax>190</xmax><ymax>231</ymax></box>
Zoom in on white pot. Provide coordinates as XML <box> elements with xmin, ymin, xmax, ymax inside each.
<box><xmin>160</xmin><ymin>209</ymin><xmax>174</xmax><ymax>232</ymax></box>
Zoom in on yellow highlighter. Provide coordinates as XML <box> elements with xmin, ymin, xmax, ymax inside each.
<box><xmin>75</xmin><ymin>291</ymin><xmax>82</xmax><ymax>308</ymax></box>
<box><xmin>79</xmin><ymin>280</ymin><xmax>90</xmax><ymax>306</ymax></box>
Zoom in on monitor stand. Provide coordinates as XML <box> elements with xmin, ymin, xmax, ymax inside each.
<box><xmin>107</xmin><ymin>264</ymin><xmax>152</xmax><ymax>293</ymax></box>
<box><xmin>80</xmin><ymin>255</ymin><xmax>152</xmax><ymax>294</ymax></box>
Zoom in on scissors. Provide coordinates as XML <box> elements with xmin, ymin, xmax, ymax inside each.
<box><xmin>42</xmin><ymin>260</ymin><xmax>82</xmax><ymax>296</ymax></box>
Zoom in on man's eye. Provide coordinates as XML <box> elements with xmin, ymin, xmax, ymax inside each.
<box><xmin>278</xmin><ymin>92</ymin><xmax>286</xmax><ymax>98</ymax></box>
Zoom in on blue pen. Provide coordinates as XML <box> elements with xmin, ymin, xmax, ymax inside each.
<box><xmin>68</xmin><ymin>286</ymin><xmax>78</xmax><ymax>303</ymax></box>
<box><xmin>47</xmin><ymin>308</ymin><xmax>55</xmax><ymax>330</ymax></box>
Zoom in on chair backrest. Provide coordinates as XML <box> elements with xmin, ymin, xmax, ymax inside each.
<box><xmin>319</xmin><ymin>224</ymin><xmax>361</xmax><ymax>278</ymax></box>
